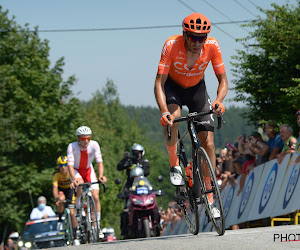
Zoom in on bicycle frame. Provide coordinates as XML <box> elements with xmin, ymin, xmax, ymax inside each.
<box><xmin>175</xmin><ymin>110</ymin><xmax>217</xmax><ymax>187</ymax></box>
<box><xmin>170</xmin><ymin>109</ymin><xmax>226</xmax><ymax>235</ymax></box>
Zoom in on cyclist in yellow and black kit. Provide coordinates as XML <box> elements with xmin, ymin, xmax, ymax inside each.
<box><xmin>53</xmin><ymin>156</ymin><xmax>80</xmax><ymax>242</ymax></box>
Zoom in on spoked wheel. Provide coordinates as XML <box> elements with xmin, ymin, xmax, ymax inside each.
<box><xmin>176</xmin><ymin>156</ymin><xmax>199</xmax><ymax>235</ymax></box>
<box><xmin>65</xmin><ymin>211</ymin><xmax>74</xmax><ymax>245</ymax></box>
<box><xmin>87</xmin><ymin>196</ymin><xmax>99</xmax><ymax>243</ymax></box>
<box><xmin>195</xmin><ymin>147</ymin><xmax>225</xmax><ymax>235</ymax></box>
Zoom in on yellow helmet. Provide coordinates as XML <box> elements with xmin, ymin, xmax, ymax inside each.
<box><xmin>57</xmin><ymin>155</ymin><xmax>68</xmax><ymax>165</ymax></box>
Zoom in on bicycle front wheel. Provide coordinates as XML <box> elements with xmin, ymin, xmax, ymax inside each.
<box><xmin>195</xmin><ymin>147</ymin><xmax>225</xmax><ymax>235</ymax></box>
<box><xmin>65</xmin><ymin>210</ymin><xmax>74</xmax><ymax>245</ymax></box>
<box><xmin>87</xmin><ymin>195</ymin><xmax>99</xmax><ymax>243</ymax></box>
<box><xmin>176</xmin><ymin>155</ymin><xmax>199</xmax><ymax>235</ymax></box>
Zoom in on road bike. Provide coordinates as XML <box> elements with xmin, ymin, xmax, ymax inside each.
<box><xmin>78</xmin><ymin>181</ymin><xmax>107</xmax><ymax>243</ymax></box>
<box><xmin>167</xmin><ymin>107</ymin><xmax>225</xmax><ymax>235</ymax></box>
<box><xmin>58</xmin><ymin>200</ymin><xmax>74</xmax><ymax>245</ymax></box>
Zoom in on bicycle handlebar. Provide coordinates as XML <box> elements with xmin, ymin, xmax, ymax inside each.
<box><xmin>166</xmin><ymin>104</ymin><xmax>225</xmax><ymax>141</ymax></box>
<box><xmin>79</xmin><ymin>181</ymin><xmax>107</xmax><ymax>193</ymax></box>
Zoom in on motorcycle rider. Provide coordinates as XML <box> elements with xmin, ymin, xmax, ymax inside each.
<box><xmin>117</xmin><ymin>143</ymin><xmax>150</xmax><ymax>195</ymax></box>
<box><xmin>117</xmin><ymin>143</ymin><xmax>150</xmax><ymax>238</ymax></box>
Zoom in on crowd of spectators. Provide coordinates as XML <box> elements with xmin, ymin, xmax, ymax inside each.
<box><xmin>212</xmin><ymin>110</ymin><xmax>300</xmax><ymax>230</ymax></box>
<box><xmin>159</xmin><ymin>201</ymin><xmax>183</xmax><ymax>235</ymax></box>
<box><xmin>216</xmin><ymin>114</ymin><xmax>299</xmax><ymax>195</ymax></box>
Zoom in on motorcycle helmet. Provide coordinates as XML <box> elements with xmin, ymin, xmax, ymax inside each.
<box><xmin>131</xmin><ymin>143</ymin><xmax>145</xmax><ymax>159</ymax></box>
<box><xmin>130</xmin><ymin>166</ymin><xmax>144</xmax><ymax>178</ymax></box>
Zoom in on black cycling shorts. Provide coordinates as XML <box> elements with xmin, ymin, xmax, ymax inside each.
<box><xmin>59</xmin><ymin>188</ymin><xmax>75</xmax><ymax>208</ymax></box>
<box><xmin>164</xmin><ymin>76</ymin><xmax>214</xmax><ymax>132</ymax></box>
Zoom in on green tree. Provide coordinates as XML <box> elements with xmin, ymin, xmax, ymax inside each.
<box><xmin>231</xmin><ymin>1</ymin><xmax>300</xmax><ymax>132</ymax></box>
<box><xmin>0</xmin><ymin>6</ymin><xmax>82</xmax><ymax>236</ymax></box>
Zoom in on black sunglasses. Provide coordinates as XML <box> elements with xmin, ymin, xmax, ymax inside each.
<box><xmin>186</xmin><ymin>33</ymin><xmax>207</xmax><ymax>43</ymax></box>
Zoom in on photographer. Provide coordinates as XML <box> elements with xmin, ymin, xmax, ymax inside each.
<box><xmin>117</xmin><ymin>143</ymin><xmax>150</xmax><ymax>191</ymax></box>
<box><xmin>227</xmin><ymin>146</ymin><xmax>243</xmax><ymax>186</ymax></box>
<box><xmin>247</xmin><ymin>132</ymin><xmax>269</xmax><ymax>166</ymax></box>
<box><xmin>236</xmin><ymin>135</ymin><xmax>256</xmax><ymax>196</ymax></box>
<box><xmin>117</xmin><ymin>143</ymin><xmax>150</xmax><ymax>238</ymax></box>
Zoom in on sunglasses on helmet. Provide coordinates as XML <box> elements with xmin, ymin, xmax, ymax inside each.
<box><xmin>186</xmin><ymin>33</ymin><xmax>207</xmax><ymax>43</ymax></box>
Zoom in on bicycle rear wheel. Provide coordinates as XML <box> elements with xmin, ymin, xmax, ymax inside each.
<box><xmin>195</xmin><ymin>147</ymin><xmax>225</xmax><ymax>235</ymax></box>
<box><xmin>87</xmin><ymin>195</ymin><xmax>99</xmax><ymax>243</ymax></box>
<box><xmin>176</xmin><ymin>155</ymin><xmax>199</xmax><ymax>235</ymax></box>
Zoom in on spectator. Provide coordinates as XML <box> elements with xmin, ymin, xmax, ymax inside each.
<box><xmin>30</xmin><ymin>196</ymin><xmax>56</xmax><ymax>220</ymax></box>
<box><xmin>4</xmin><ymin>232</ymin><xmax>18</xmax><ymax>250</ymax></box>
<box><xmin>236</xmin><ymin>136</ymin><xmax>256</xmax><ymax>196</ymax></box>
<box><xmin>218</xmin><ymin>148</ymin><xmax>231</xmax><ymax>189</ymax></box>
<box><xmin>261</xmin><ymin>121</ymin><xmax>284</xmax><ymax>161</ymax></box>
<box><xmin>293</xmin><ymin>109</ymin><xmax>300</xmax><ymax>165</ymax></box>
<box><xmin>247</xmin><ymin>132</ymin><xmax>269</xmax><ymax>165</ymax></box>
<box><xmin>277</xmin><ymin>124</ymin><xmax>297</xmax><ymax>164</ymax></box>
<box><xmin>228</xmin><ymin>145</ymin><xmax>243</xmax><ymax>186</ymax></box>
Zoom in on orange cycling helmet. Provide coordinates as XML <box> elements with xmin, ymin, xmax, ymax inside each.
<box><xmin>182</xmin><ymin>13</ymin><xmax>211</xmax><ymax>34</ymax></box>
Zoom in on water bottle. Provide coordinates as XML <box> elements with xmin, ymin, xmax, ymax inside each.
<box><xmin>185</xmin><ymin>161</ymin><xmax>193</xmax><ymax>188</ymax></box>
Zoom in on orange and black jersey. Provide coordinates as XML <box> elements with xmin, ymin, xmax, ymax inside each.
<box><xmin>158</xmin><ymin>35</ymin><xmax>225</xmax><ymax>88</ymax></box>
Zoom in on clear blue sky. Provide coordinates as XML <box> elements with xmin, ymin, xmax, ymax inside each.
<box><xmin>1</xmin><ymin>0</ymin><xmax>295</xmax><ymax>107</ymax></box>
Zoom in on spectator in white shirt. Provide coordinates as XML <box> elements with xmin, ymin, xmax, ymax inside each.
<box><xmin>30</xmin><ymin>196</ymin><xmax>56</xmax><ymax>220</ymax></box>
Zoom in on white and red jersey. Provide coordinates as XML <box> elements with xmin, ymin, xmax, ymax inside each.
<box><xmin>67</xmin><ymin>140</ymin><xmax>103</xmax><ymax>170</ymax></box>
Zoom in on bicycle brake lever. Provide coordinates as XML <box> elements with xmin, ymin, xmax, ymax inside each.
<box><xmin>167</xmin><ymin>115</ymin><xmax>171</xmax><ymax>141</ymax></box>
<box><xmin>103</xmin><ymin>183</ymin><xmax>107</xmax><ymax>193</ymax></box>
<box><xmin>214</xmin><ymin>104</ymin><xmax>225</xmax><ymax>130</ymax></box>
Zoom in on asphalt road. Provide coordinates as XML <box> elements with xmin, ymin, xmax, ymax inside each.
<box><xmin>54</xmin><ymin>225</ymin><xmax>300</xmax><ymax>250</ymax></box>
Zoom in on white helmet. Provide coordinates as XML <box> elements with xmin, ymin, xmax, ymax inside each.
<box><xmin>76</xmin><ymin>126</ymin><xmax>92</xmax><ymax>136</ymax></box>
<box><xmin>131</xmin><ymin>143</ymin><xmax>145</xmax><ymax>157</ymax></box>
<box><xmin>130</xmin><ymin>166</ymin><xmax>144</xmax><ymax>178</ymax></box>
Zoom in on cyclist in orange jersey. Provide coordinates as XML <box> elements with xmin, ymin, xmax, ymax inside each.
<box><xmin>154</xmin><ymin>13</ymin><xmax>228</xmax><ymax>218</ymax></box>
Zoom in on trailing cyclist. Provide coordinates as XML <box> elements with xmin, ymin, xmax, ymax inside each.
<box><xmin>53</xmin><ymin>156</ymin><xmax>80</xmax><ymax>245</ymax></box>
<box><xmin>68</xmin><ymin>126</ymin><xmax>107</xmax><ymax>239</ymax></box>
<box><xmin>154</xmin><ymin>13</ymin><xmax>228</xmax><ymax>218</ymax></box>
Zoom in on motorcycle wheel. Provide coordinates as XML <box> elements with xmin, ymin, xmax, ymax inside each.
<box><xmin>142</xmin><ymin>219</ymin><xmax>151</xmax><ymax>238</ymax></box>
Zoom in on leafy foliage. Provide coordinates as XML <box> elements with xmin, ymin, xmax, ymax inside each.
<box><xmin>231</xmin><ymin>2</ymin><xmax>300</xmax><ymax>133</ymax></box>
<box><xmin>124</xmin><ymin>105</ymin><xmax>255</xmax><ymax>151</ymax></box>
<box><xmin>0</xmin><ymin>7</ymin><xmax>82</xmax><ymax>237</ymax></box>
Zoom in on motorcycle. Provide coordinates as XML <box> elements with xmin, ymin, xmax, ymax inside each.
<box><xmin>116</xmin><ymin>165</ymin><xmax>164</xmax><ymax>239</ymax></box>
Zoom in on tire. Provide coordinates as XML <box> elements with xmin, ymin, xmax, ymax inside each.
<box><xmin>87</xmin><ymin>195</ymin><xmax>99</xmax><ymax>243</ymax></box>
<box><xmin>142</xmin><ymin>218</ymin><xmax>151</xmax><ymax>238</ymax></box>
<box><xmin>65</xmin><ymin>210</ymin><xmax>74</xmax><ymax>245</ymax></box>
<box><xmin>79</xmin><ymin>207</ymin><xmax>88</xmax><ymax>244</ymax></box>
<box><xmin>176</xmin><ymin>155</ymin><xmax>199</xmax><ymax>235</ymax></box>
<box><xmin>195</xmin><ymin>147</ymin><xmax>225</xmax><ymax>235</ymax></box>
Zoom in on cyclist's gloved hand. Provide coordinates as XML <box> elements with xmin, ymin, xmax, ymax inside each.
<box><xmin>160</xmin><ymin>111</ymin><xmax>174</xmax><ymax>127</ymax></box>
<box><xmin>212</xmin><ymin>101</ymin><xmax>225</xmax><ymax>114</ymax></box>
